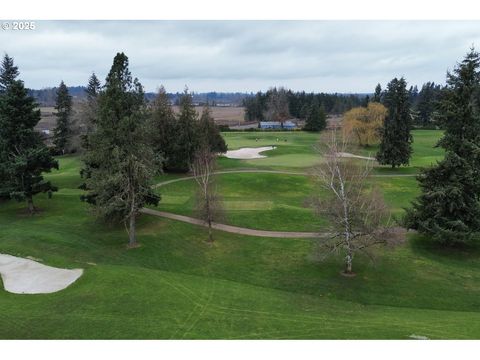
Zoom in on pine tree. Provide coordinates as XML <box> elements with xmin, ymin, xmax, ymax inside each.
<box><xmin>81</xmin><ymin>52</ymin><xmax>160</xmax><ymax>247</ymax></box>
<box><xmin>198</xmin><ymin>104</ymin><xmax>227</xmax><ymax>154</ymax></box>
<box><xmin>0</xmin><ymin>54</ymin><xmax>19</xmax><ymax>93</ymax></box>
<box><xmin>52</xmin><ymin>81</ymin><xmax>73</xmax><ymax>154</ymax></box>
<box><xmin>172</xmin><ymin>87</ymin><xmax>198</xmax><ymax>172</ymax></box>
<box><xmin>362</xmin><ymin>95</ymin><xmax>370</xmax><ymax>107</ymax></box>
<box><xmin>414</xmin><ymin>82</ymin><xmax>443</xmax><ymax>128</ymax></box>
<box><xmin>79</xmin><ymin>74</ymin><xmax>102</xmax><ymax>190</ymax></box>
<box><xmin>83</xmin><ymin>72</ymin><xmax>102</xmax><ymax>133</ymax></box>
<box><xmin>373</xmin><ymin>83</ymin><xmax>382</xmax><ymax>103</ymax></box>
<box><xmin>148</xmin><ymin>85</ymin><xmax>177</xmax><ymax>171</ymax></box>
<box><xmin>404</xmin><ymin>48</ymin><xmax>480</xmax><ymax>245</ymax></box>
<box><xmin>85</xmin><ymin>72</ymin><xmax>101</xmax><ymax>101</ymax></box>
<box><xmin>376</xmin><ymin>77</ymin><xmax>413</xmax><ymax>168</ymax></box>
<box><xmin>0</xmin><ymin>80</ymin><xmax>58</xmax><ymax>213</ymax></box>
<box><xmin>304</xmin><ymin>98</ymin><xmax>326</xmax><ymax>132</ymax></box>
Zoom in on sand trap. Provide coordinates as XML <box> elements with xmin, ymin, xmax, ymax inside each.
<box><xmin>224</xmin><ymin>146</ymin><xmax>276</xmax><ymax>159</ymax></box>
<box><xmin>0</xmin><ymin>254</ymin><xmax>83</xmax><ymax>294</ymax></box>
<box><xmin>335</xmin><ymin>152</ymin><xmax>376</xmax><ymax>161</ymax></box>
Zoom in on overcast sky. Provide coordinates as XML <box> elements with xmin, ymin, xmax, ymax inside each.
<box><xmin>1</xmin><ymin>20</ymin><xmax>480</xmax><ymax>93</ymax></box>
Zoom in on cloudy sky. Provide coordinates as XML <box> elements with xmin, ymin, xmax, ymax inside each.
<box><xmin>1</xmin><ymin>20</ymin><xmax>480</xmax><ymax>93</ymax></box>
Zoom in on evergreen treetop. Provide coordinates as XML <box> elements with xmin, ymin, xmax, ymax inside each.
<box><xmin>404</xmin><ymin>48</ymin><xmax>480</xmax><ymax>245</ymax></box>
<box><xmin>376</xmin><ymin>77</ymin><xmax>413</xmax><ymax>168</ymax></box>
<box><xmin>198</xmin><ymin>104</ymin><xmax>227</xmax><ymax>153</ymax></box>
<box><xmin>53</xmin><ymin>81</ymin><xmax>73</xmax><ymax>154</ymax></box>
<box><xmin>0</xmin><ymin>54</ymin><xmax>20</xmax><ymax>92</ymax></box>
<box><xmin>0</xmin><ymin>79</ymin><xmax>58</xmax><ymax>211</ymax></box>
<box><xmin>304</xmin><ymin>98</ymin><xmax>327</xmax><ymax>132</ymax></box>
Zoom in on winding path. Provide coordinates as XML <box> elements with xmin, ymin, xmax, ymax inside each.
<box><xmin>147</xmin><ymin>168</ymin><xmax>415</xmax><ymax>238</ymax></box>
<box><xmin>140</xmin><ymin>208</ymin><xmax>329</xmax><ymax>238</ymax></box>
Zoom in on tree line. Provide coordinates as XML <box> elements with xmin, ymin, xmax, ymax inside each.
<box><xmin>371</xmin><ymin>80</ymin><xmax>444</xmax><ymax>129</ymax></box>
<box><xmin>0</xmin><ymin>52</ymin><xmax>227</xmax><ymax>247</ymax></box>
<box><xmin>243</xmin><ymin>87</ymin><xmax>364</xmax><ymax>122</ymax></box>
<box><xmin>29</xmin><ymin>86</ymin><xmax>254</xmax><ymax>107</ymax></box>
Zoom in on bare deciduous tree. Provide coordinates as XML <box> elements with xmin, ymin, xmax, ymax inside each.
<box><xmin>191</xmin><ymin>144</ymin><xmax>224</xmax><ymax>243</ymax></box>
<box><xmin>311</xmin><ymin>130</ymin><xmax>400</xmax><ymax>275</ymax></box>
<box><xmin>265</xmin><ymin>87</ymin><xmax>290</xmax><ymax>125</ymax></box>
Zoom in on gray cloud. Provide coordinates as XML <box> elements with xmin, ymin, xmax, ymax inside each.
<box><xmin>1</xmin><ymin>20</ymin><xmax>479</xmax><ymax>92</ymax></box>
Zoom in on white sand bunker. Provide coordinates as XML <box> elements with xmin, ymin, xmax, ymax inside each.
<box><xmin>335</xmin><ymin>152</ymin><xmax>375</xmax><ymax>161</ymax></box>
<box><xmin>224</xmin><ymin>146</ymin><xmax>276</xmax><ymax>159</ymax></box>
<box><xmin>0</xmin><ymin>254</ymin><xmax>83</xmax><ymax>294</ymax></box>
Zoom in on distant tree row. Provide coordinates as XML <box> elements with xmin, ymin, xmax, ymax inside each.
<box><xmin>29</xmin><ymin>86</ymin><xmax>251</xmax><ymax>107</ymax></box>
<box><xmin>371</xmin><ymin>81</ymin><xmax>444</xmax><ymax>129</ymax></box>
<box><xmin>243</xmin><ymin>87</ymin><xmax>364</xmax><ymax>122</ymax></box>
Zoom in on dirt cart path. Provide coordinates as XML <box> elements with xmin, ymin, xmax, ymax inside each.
<box><xmin>140</xmin><ymin>208</ymin><xmax>329</xmax><ymax>238</ymax></box>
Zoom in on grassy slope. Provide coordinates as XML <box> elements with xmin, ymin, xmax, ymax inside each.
<box><xmin>155</xmin><ymin>172</ymin><xmax>326</xmax><ymax>231</ymax></box>
<box><xmin>2</xmin><ymin>130</ymin><xmax>480</xmax><ymax>339</ymax></box>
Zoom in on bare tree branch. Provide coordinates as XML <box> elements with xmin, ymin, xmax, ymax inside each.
<box><xmin>310</xmin><ymin>129</ymin><xmax>399</xmax><ymax>274</ymax></box>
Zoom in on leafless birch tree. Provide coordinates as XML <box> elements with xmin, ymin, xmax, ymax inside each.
<box><xmin>191</xmin><ymin>144</ymin><xmax>224</xmax><ymax>243</ymax></box>
<box><xmin>311</xmin><ymin>130</ymin><xmax>399</xmax><ymax>275</ymax></box>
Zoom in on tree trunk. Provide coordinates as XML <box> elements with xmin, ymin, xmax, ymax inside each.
<box><xmin>345</xmin><ymin>253</ymin><xmax>353</xmax><ymax>274</ymax></box>
<box><xmin>207</xmin><ymin>219</ymin><xmax>213</xmax><ymax>243</ymax></box>
<box><xmin>129</xmin><ymin>213</ymin><xmax>137</xmax><ymax>247</ymax></box>
<box><xmin>27</xmin><ymin>197</ymin><xmax>35</xmax><ymax>215</ymax></box>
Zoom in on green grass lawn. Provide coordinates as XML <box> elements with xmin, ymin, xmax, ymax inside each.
<box><xmin>154</xmin><ymin>172</ymin><xmax>326</xmax><ymax>231</ymax></box>
<box><xmin>364</xmin><ymin>129</ymin><xmax>445</xmax><ymax>175</ymax></box>
<box><xmin>2</xmin><ymin>130</ymin><xmax>480</xmax><ymax>339</ymax></box>
<box><xmin>154</xmin><ymin>172</ymin><xmax>420</xmax><ymax>231</ymax></box>
<box><xmin>218</xmin><ymin>131</ymin><xmax>322</xmax><ymax>170</ymax></box>
<box><xmin>217</xmin><ymin>129</ymin><xmax>444</xmax><ymax>173</ymax></box>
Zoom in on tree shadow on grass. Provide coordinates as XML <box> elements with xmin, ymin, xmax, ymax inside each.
<box><xmin>408</xmin><ymin>232</ymin><xmax>480</xmax><ymax>262</ymax></box>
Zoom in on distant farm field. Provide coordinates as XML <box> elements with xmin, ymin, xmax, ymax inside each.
<box><xmin>173</xmin><ymin>106</ymin><xmax>245</xmax><ymax>125</ymax></box>
<box><xmin>36</xmin><ymin>106</ymin><xmax>247</xmax><ymax>132</ymax></box>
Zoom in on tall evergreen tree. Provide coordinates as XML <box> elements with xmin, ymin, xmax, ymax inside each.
<box><xmin>148</xmin><ymin>85</ymin><xmax>177</xmax><ymax>171</ymax></box>
<box><xmin>0</xmin><ymin>54</ymin><xmax>19</xmax><ymax>93</ymax></box>
<box><xmin>172</xmin><ymin>87</ymin><xmax>198</xmax><ymax>172</ymax></box>
<box><xmin>84</xmin><ymin>73</ymin><xmax>101</xmax><ymax>134</ymax></box>
<box><xmin>79</xmin><ymin>73</ymin><xmax>102</xmax><ymax>189</ymax></box>
<box><xmin>415</xmin><ymin>82</ymin><xmax>443</xmax><ymax>127</ymax></box>
<box><xmin>376</xmin><ymin>77</ymin><xmax>413</xmax><ymax>168</ymax></box>
<box><xmin>304</xmin><ymin>98</ymin><xmax>327</xmax><ymax>132</ymax></box>
<box><xmin>52</xmin><ymin>81</ymin><xmax>73</xmax><ymax>154</ymax></box>
<box><xmin>404</xmin><ymin>49</ymin><xmax>480</xmax><ymax>245</ymax></box>
<box><xmin>85</xmin><ymin>72</ymin><xmax>101</xmax><ymax>101</ymax></box>
<box><xmin>82</xmin><ymin>53</ymin><xmax>160</xmax><ymax>246</ymax></box>
<box><xmin>198</xmin><ymin>104</ymin><xmax>227</xmax><ymax>154</ymax></box>
<box><xmin>362</xmin><ymin>95</ymin><xmax>370</xmax><ymax>107</ymax></box>
<box><xmin>373</xmin><ymin>83</ymin><xmax>382</xmax><ymax>103</ymax></box>
<box><xmin>0</xmin><ymin>80</ymin><xmax>58</xmax><ymax>212</ymax></box>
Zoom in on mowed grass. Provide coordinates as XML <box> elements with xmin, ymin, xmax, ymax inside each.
<box><xmin>155</xmin><ymin>172</ymin><xmax>419</xmax><ymax>231</ymax></box>
<box><xmin>219</xmin><ymin>131</ymin><xmax>322</xmax><ymax>170</ymax></box>
<box><xmin>2</xmin><ymin>130</ymin><xmax>480</xmax><ymax>339</ymax></box>
<box><xmin>154</xmin><ymin>172</ymin><xmax>327</xmax><ymax>231</ymax></box>
<box><xmin>362</xmin><ymin>129</ymin><xmax>445</xmax><ymax>174</ymax></box>
<box><xmin>217</xmin><ymin>129</ymin><xmax>444</xmax><ymax>173</ymax></box>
